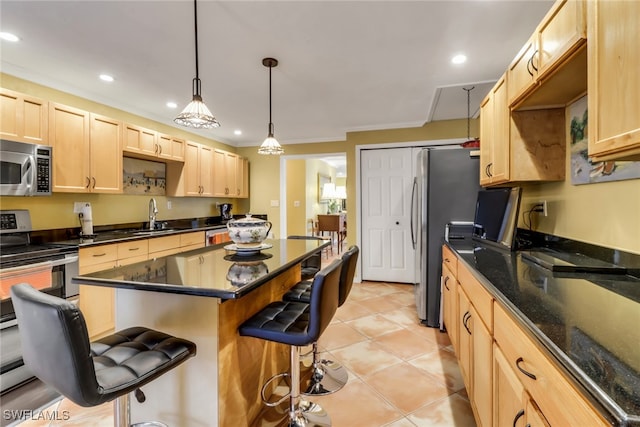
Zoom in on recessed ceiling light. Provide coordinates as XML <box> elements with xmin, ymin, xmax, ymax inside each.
<box><xmin>234</xmin><ymin>130</ymin><xmax>242</xmax><ymax>136</ymax></box>
<box><xmin>99</xmin><ymin>74</ymin><xmax>114</xmax><ymax>82</ymax></box>
<box><xmin>166</xmin><ymin>102</ymin><xmax>178</xmax><ymax>109</ymax></box>
<box><xmin>0</xmin><ymin>32</ymin><xmax>20</xmax><ymax>42</ymax></box>
<box><xmin>451</xmin><ymin>54</ymin><xmax>467</xmax><ymax>65</ymax></box>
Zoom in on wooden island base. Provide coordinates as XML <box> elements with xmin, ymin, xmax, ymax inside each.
<box><xmin>115</xmin><ymin>265</ymin><xmax>301</xmax><ymax>426</ymax></box>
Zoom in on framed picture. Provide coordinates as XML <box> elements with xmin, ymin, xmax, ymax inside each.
<box><xmin>123</xmin><ymin>157</ymin><xmax>166</xmax><ymax>195</ymax></box>
<box><xmin>318</xmin><ymin>174</ymin><xmax>331</xmax><ymax>203</ymax></box>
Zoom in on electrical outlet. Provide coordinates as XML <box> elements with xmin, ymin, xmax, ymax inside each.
<box><xmin>73</xmin><ymin>202</ymin><xmax>88</xmax><ymax>213</ymax></box>
<box><xmin>540</xmin><ymin>200</ymin><xmax>548</xmax><ymax>217</ymax></box>
<box><xmin>167</xmin><ymin>201</ymin><xmax>172</xmax><ymax>210</ymax></box>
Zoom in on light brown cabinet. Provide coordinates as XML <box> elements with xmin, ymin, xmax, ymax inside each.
<box><xmin>0</xmin><ymin>88</ymin><xmax>48</xmax><ymax>145</ymax></box>
<box><xmin>186</xmin><ymin>142</ymin><xmax>213</xmax><ymax>197</ymax></box>
<box><xmin>508</xmin><ymin>0</ymin><xmax>587</xmax><ymax>108</ymax></box>
<box><xmin>124</xmin><ymin>124</ymin><xmax>185</xmax><ymax>162</ymax></box>
<box><xmin>441</xmin><ymin>255</ymin><xmax>458</xmax><ymax>350</ymax></box>
<box><xmin>49</xmin><ymin>104</ymin><xmax>122</xmax><ymax>193</ymax></box>
<box><xmin>587</xmin><ymin>0</ymin><xmax>640</xmax><ymax>161</ymax></box>
<box><xmin>213</xmin><ymin>149</ymin><xmax>249</xmax><ymax>198</ymax></box>
<box><xmin>443</xmin><ymin>245</ymin><xmax>607</xmax><ymax>427</ymax></box>
<box><xmin>479</xmin><ymin>75</ymin><xmax>509</xmax><ymax>185</ymax></box>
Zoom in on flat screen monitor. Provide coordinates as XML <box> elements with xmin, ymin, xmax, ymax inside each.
<box><xmin>472</xmin><ymin>187</ymin><xmax>522</xmax><ymax>250</ymax></box>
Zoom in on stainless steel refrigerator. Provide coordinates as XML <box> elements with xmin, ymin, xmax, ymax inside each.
<box><xmin>411</xmin><ymin>147</ymin><xmax>480</xmax><ymax>327</ymax></box>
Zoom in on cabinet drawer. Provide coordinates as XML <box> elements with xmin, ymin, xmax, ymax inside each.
<box><xmin>180</xmin><ymin>231</ymin><xmax>204</xmax><ymax>247</ymax></box>
<box><xmin>80</xmin><ymin>244</ymin><xmax>118</xmax><ymax>267</ymax></box>
<box><xmin>117</xmin><ymin>240</ymin><xmax>148</xmax><ymax>260</ymax></box>
<box><xmin>149</xmin><ymin>235</ymin><xmax>181</xmax><ymax>254</ymax></box>
<box><xmin>493</xmin><ymin>303</ymin><xmax>607</xmax><ymax>427</ymax></box>
<box><xmin>457</xmin><ymin>263</ymin><xmax>493</xmax><ymax>333</ymax></box>
<box><xmin>442</xmin><ymin>245</ymin><xmax>457</xmax><ymax>277</ymax></box>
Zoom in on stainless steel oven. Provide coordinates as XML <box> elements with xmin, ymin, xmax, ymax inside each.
<box><xmin>0</xmin><ymin>139</ymin><xmax>52</xmax><ymax>197</ymax></box>
<box><xmin>0</xmin><ymin>210</ymin><xmax>78</xmax><ymax>394</ymax></box>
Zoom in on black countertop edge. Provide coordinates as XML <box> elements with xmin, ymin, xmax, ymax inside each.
<box><xmin>72</xmin><ymin>239</ymin><xmax>329</xmax><ymax>301</ymax></box>
<box><xmin>516</xmin><ymin>228</ymin><xmax>640</xmax><ymax>276</ymax></box>
<box><xmin>448</xmin><ymin>242</ymin><xmax>638</xmax><ymax>427</ymax></box>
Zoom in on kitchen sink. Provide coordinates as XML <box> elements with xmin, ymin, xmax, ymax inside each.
<box><xmin>131</xmin><ymin>229</ymin><xmax>176</xmax><ymax>236</ymax></box>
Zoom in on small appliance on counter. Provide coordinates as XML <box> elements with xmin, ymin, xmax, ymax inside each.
<box><xmin>219</xmin><ymin>203</ymin><xmax>233</xmax><ymax>222</ymax></box>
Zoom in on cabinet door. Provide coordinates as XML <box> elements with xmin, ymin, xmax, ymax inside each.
<box><xmin>225</xmin><ymin>152</ymin><xmax>238</xmax><ymax>197</ymax></box>
<box><xmin>89</xmin><ymin>114</ymin><xmax>122</xmax><ymax>193</ymax></box>
<box><xmin>479</xmin><ymin>94</ymin><xmax>493</xmax><ymax>186</ymax></box>
<box><xmin>458</xmin><ymin>287</ymin><xmax>472</xmax><ymax>390</ymax></box>
<box><xmin>508</xmin><ymin>35</ymin><xmax>538</xmax><ymax>106</ymax></box>
<box><xmin>441</xmin><ymin>263</ymin><xmax>458</xmax><ymax>351</ymax></box>
<box><xmin>199</xmin><ymin>145</ymin><xmax>214</xmax><ymax>197</ymax></box>
<box><xmin>124</xmin><ymin>123</ymin><xmax>156</xmax><ymax>156</ymax></box>
<box><xmin>493</xmin><ymin>344</ymin><xmax>525</xmax><ymax>427</ymax></box>
<box><xmin>537</xmin><ymin>0</ymin><xmax>586</xmax><ymax>76</ymax></box>
<box><xmin>238</xmin><ymin>157</ymin><xmax>249</xmax><ymax>198</ymax></box>
<box><xmin>490</xmin><ymin>76</ymin><xmax>509</xmax><ymax>184</ymax></box>
<box><xmin>157</xmin><ymin>134</ymin><xmax>173</xmax><ymax>160</ymax></box>
<box><xmin>170</xmin><ymin>137</ymin><xmax>185</xmax><ymax>162</ymax></box>
<box><xmin>471</xmin><ymin>305</ymin><xmax>492</xmax><ymax>427</ymax></box>
<box><xmin>49</xmin><ymin>103</ymin><xmax>91</xmax><ymax>192</ymax></box>
<box><xmin>212</xmin><ymin>149</ymin><xmax>227</xmax><ymax>197</ymax></box>
<box><xmin>525</xmin><ymin>397</ymin><xmax>550</xmax><ymax>427</ymax></box>
<box><xmin>588</xmin><ymin>0</ymin><xmax>640</xmax><ymax>160</ymax></box>
<box><xmin>184</xmin><ymin>141</ymin><xmax>202</xmax><ymax>196</ymax></box>
<box><xmin>0</xmin><ymin>89</ymin><xmax>48</xmax><ymax>145</ymax></box>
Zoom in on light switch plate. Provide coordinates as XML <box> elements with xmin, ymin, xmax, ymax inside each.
<box><xmin>73</xmin><ymin>202</ymin><xmax>88</xmax><ymax>213</ymax></box>
<box><xmin>270</xmin><ymin>200</ymin><xmax>279</xmax><ymax>207</ymax></box>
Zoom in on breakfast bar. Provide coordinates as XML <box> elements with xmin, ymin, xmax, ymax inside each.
<box><xmin>72</xmin><ymin>238</ymin><xmax>329</xmax><ymax>427</ymax></box>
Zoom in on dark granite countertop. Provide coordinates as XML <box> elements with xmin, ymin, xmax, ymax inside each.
<box><xmin>447</xmin><ymin>238</ymin><xmax>640</xmax><ymax>427</ymax></box>
<box><xmin>72</xmin><ymin>239</ymin><xmax>328</xmax><ymax>300</ymax></box>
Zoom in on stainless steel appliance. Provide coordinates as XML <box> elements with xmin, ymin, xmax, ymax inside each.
<box><xmin>0</xmin><ymin>210</ymin><xmax>78</xmax><ymax>394</ymax></box>
<box><xmin>0</xmin><ymin>139</ymin><xmax>52</xmax><ymax>196</ymax></box>
<box><xmin>411</xmin><ymin>148</ymin><xmax>480</xmax><ymax>327</ymax></box>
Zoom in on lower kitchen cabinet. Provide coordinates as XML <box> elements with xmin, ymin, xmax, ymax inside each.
<box><xmin>442</xmin><ymin>244</ymin><xmax>608</xmax><ymax>427</ymax></box>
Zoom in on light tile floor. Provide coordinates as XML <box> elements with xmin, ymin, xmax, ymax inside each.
<box><xmin>13</xmin><ymin>246</ymin><xmax>477</xmax><ymax>427</ymax></box>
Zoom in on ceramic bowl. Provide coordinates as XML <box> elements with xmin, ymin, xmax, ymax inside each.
<box><xmin>227</xmin><ymin>214</ymin><xmax>272</xmax><ymax>248</ymax></box>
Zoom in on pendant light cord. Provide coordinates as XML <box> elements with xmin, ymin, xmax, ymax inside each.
<box><xmin>194</xmin><ymin>0</ymin><xmax>199</xmax><ymax>81</ymax></box>
<box><xmin>463</xmin><ymin>86</ymin><xmax>474</xmax><ymax>140</ymax></box>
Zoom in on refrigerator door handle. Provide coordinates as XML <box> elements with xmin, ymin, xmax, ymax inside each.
<box><xmin>410</xmin><ymin>178</ymin><xmax>417</xmax><ymax>249</ymax></box>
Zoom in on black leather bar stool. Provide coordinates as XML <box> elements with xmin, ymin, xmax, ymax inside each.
<box><xmin>239</xmin><ymin>259</ymin><xmax>342</xmax><ymax>427</ymax></box>
<box><xmin>10</xmin><ymin>283</ymin><xmax>197</xmax><ymax>427</ymax></box>
<box><xmin>283</xmin><ymin>245</ymin><xmax>359</xmax><ymax>396</ymax></box>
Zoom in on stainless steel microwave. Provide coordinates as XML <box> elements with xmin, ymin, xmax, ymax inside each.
<box><xmin>0</xmin><ymin>139</ymin><xmax>52</xmax><ymax>196</ymax></box>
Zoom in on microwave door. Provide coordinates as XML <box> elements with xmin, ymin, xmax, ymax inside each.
<box><xmin>0</xmin><ymin>152</ymin><xmax>34</xmax><ymax>196</ymax></box>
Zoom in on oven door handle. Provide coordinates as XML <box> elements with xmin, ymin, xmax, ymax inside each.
<box><xmin>50</xmin><ymin>255</ymin><xmax>79</xmax><ymax>267</ymax></box>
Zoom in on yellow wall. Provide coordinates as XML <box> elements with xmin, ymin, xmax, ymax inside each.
<box><xmin>285</xmin><ymin>159</ymin><xmax>306</xmax><ymax>236</ymax></box>
<box><xmin>519</xmin><ymin>103</ymin><xmax>640</xmax><ymax>255</ymax></box>
<box><xmin>0</xmin><ymin>74</ymin><xmax>249</xmax><ymax>230</ymax></box>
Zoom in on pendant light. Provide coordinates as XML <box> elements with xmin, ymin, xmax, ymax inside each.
<box><xmin>258</xmin><ymin>57</ymin><xmax>284</xmax><ymax>155</ymax></box>
<box><xmin>174</xmin><ymin>0</ymin><xmax>220</xmax><ymax>129</ymax></box>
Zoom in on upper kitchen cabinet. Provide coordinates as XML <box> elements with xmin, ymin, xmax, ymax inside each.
<box><xmin>480</xmin><ymin>75</ymin><xmax>510</xmax><ymax>185</ymax></box>
<box><xmin>508</xmin><ymin>0</ymin><xmax>587</xmax><ymax>110</ymax></box>
<box><xmin>124</xmin><ymin>124</ymin><xmax>185</xmax><ymax>162</ymax></box>
<box><xmin>49</xmin><ymin>103</ymin><xmax>122</xmax><ymax>193</ymax></box>
<box><xmin>0</xmin><ymin>88</ymin><xmax>48</xmax><ymax>145</ymax></box>
<box><xmin>167</xmin><ymin>141</ymin><xmax>213</xmax><ymax>197</ymax></box>
<box><xmin>587</xmin><ymin>0</ymin><xmax>640</xmax><ymax>161</ymax></box>
<box><xmin>480</xmin><ymin>74</ymin><xmax>565</xmax><ymax>187</ymax></box>
<box><xmin>213</xmin><ymin>149</ymin><xmax>249</xmax><ymax>198</ymax></box>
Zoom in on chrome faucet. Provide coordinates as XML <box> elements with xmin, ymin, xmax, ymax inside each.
<box><xmin>149</xmin><ymin>198</ymin><xmax>158</xmax><ymax>230</ymax></box>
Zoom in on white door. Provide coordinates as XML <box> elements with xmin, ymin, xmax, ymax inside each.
<box><xmin>360</xmin><ymin>147</ymin><xmax>415</xmax><ymax>282</ymax></box>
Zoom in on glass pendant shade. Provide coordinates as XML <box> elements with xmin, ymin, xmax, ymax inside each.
<box><xmin>174</xmin><ymin>1</ymin><xmax>220</xmax><ymax>129</ymax></box>
<box><xmin>174</xmin><ymin>79</ymin><xmax>220</xmax><ymax>129</ymax></box>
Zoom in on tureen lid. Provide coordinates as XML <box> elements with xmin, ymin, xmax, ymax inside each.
<box><xmin>231</xmin><ymin>214</ymin><xmax>266</xmax><ymax>224</ymax></box>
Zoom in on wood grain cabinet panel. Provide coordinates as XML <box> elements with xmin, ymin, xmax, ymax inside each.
<box><xmin>587</xmin><ymin>0</ymin><xmax>640</xmax><ymax>161</ymax></box>
<box><xmin>0</xmin><ymin>88</ymin><xmax>48</xmax><ymax>145</ymax></box>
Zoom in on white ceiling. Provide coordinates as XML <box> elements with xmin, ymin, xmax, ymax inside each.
<box><xmin>0</xmin><ymin>0</ymin><xmax>553</xmax><ymax>148</ymax></box>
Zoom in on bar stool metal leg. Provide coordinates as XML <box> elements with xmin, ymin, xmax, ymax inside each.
<box><xmin>114</xmin><ymin>394</ymin><xmax>169</xmax><ymax>427</ymax></box>
<box><xmin>302</xmin><ymin>342</ymin><xmax>348</xmax><ymax>396</ymax></box>
<box><xmin>288</xmin><ymin>345</ymin><xmax>331</xmax><ymax>427</ymax></box>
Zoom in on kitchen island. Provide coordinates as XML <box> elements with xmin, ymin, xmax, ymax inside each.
<box><xmin>72</xmin><ymin>238</ymin><xmax>329</xmax><ymax>427</ymax></box>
